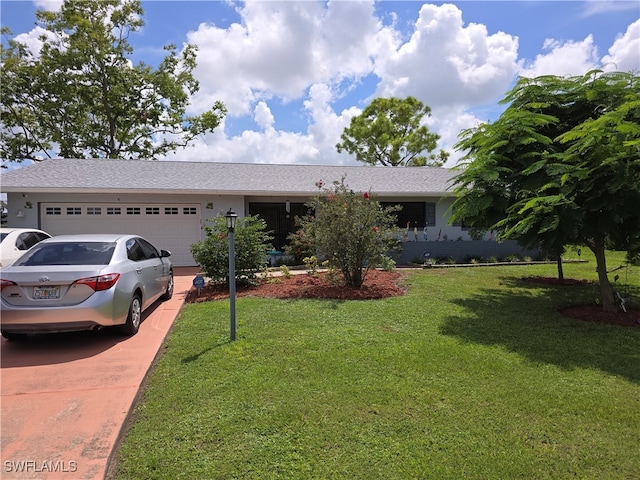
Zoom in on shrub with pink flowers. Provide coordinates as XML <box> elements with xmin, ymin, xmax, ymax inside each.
<box><xmin>298</xmin><ymin>178</ymin><xmax>400</xmax><ymax>287</ymax></box>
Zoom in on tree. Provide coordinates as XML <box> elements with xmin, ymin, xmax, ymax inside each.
<box><xmin>0</xmin><ymin>0</ymin><xmax>226</xmax><ymax>163</ymax></box>
<box><xmin>336</xmin><ymin>96</ymin><xmax>448</xmax><ymax>167</ymax></box>
<box><xmin>190</xmin><ymin>215</ymin><xmax>273</xmax><ymax>285</ymax></box>
<box><xmin>299</xmin><ymin>178</ymin><xmax>399</xmax><ymax>287</ymax></box>
<box><xmin>450</xmin><ymin>71</ymin><xmax>640</xmax><ymax>312</ymax></box>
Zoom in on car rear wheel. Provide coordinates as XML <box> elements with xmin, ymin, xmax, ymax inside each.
<box><xmin>160</xmin><ymin>271</ymin><xmax>174</xmax><ymax>301</ymax></box>
<box><xmin>120</xmin><ymin>294</ymin><xmax>142</xmax><ymax>336</ymax></box>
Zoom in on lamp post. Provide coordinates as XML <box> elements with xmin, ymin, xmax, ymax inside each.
<box><xmin>225</xmin><ymin>208</ymin><xmax>238</xmax><ymax>341</ymax></box>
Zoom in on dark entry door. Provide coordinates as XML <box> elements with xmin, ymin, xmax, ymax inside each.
<box><xmin>248</xmin><ymin>202</ymin><xmax>308</xmax><ymax>250</ymax></box>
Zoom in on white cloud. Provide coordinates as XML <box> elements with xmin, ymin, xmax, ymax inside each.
<box><xmin>580</xmin><ymin>0</ymin><xmax>639</xmax><ymax>17</ymax></box>
<box><xmin>253</xmin><ymin>101</ymin><xmax>275</xmax><ymax>131</ymax></box>
<box><xmin>13</xmin><ymin>26</ymin><xmax>62</xmax><ymax>56</ymax></box>
<box><xmin>32</xmin><ymin>0</ymin><xmax>63</xmax><ymax>11</ymax></box>
<box><xmin>519</xmin><ymin>36</ymin><xmax>600</xmax><ymax>78</ymax></box>
<box><xmin>186</xmin><ymin>0</ymin><xmax>385</xmax><ymax>118</ymax></box>
<box><xmin>429</xmin><ymin>107</ymin><xmax>482</xmax><ymax>166</ymax></box>
<box><xmin>601</xmin><ymin>18</ymin><xmax>640</xmax><ymax>72</ymax></box>
<box><xmin>304</xmin><ymin>83</ymin><xmax>361</xmax><ymax>165</ymax></box>
<box><xmin>374</xmin><ymin>4</ymin><xmax>520</xmax><ymax>108</ymax></box>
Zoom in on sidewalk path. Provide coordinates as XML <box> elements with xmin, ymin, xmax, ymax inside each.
<box><xmin>1</xmin><ymin>267</ymin><xmax>198</xmax><ymax>480</ymax></box>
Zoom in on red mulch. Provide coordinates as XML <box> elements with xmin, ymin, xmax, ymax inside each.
<box><xmin>524</xmin><ymin>276</ymin><xmax>639</xmax><ymax>328</ymax></box>
<box><xmin>185</xmin><ymin>269</ymin><xmax>406</xmax><ymax>303</ymax></box>
<box><xmin>186</xmin><ymin>272</ymin><xmax>638</xmax><ymax>327</ymax></box>
<box><xmin>560</xmin><ymin>305</ymin><xmax>640</xmax><ymax>327</ymax></box>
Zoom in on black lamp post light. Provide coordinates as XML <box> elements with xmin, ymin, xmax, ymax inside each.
<box><xmin>225</xmin><ymin>208</ymin><xmax>238</xmax><ymax>341</ymax></box>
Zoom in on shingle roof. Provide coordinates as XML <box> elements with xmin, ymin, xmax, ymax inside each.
<box><xmin>0</xmin><ymin>158</ymin><xmax>457</xmax><ymax>197</ymax></box>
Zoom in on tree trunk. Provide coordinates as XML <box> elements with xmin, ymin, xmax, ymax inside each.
<box><xmin>591</xmin><ymin>239</ymin><xmax>617</xmax><ymax>312</ymax></box>
<box><xmin>556</xmin><ymin>255</ymin><xmax>564</xmax><ymax>281</ymax></box>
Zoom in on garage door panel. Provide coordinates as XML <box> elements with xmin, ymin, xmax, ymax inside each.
<box><xmin>41</xmin><ymin>204</ymin><xmax>201</xmax><ymax>266</ymax></box>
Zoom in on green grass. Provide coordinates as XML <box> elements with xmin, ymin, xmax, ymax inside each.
<box><xmin>113</xmin><ymin>250</ymin><xmax>640</xmax><ymax>479</ymax></box>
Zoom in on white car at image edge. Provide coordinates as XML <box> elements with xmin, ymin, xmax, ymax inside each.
<box><xmin>0</xmin><ymin>228</ymin><xmax>52</xmax><ymax>268</ymax></box>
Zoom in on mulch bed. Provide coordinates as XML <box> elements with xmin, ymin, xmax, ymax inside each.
<box><xmin>524</xmin><ymin>276</ymin><xmax>639</xmax><ymax>327</ymax></box>
<box><xmin>185</xmin><ymin>269</ymin><xmax>406</xmax><ymax>303</ymax></box>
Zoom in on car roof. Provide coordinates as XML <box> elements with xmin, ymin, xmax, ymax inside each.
<box><xmin>0</xmin><ymin>227</ymin><xmax>48</xmax><ymax>234</ymax></box>
<box><xmin>39</xmin><ymin>234</ymin><xmax>136</xmax><ymax>243</ymax></box>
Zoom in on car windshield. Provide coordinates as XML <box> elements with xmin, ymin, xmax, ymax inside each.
<box><xmin>0</xmin><ymin>233</ymin><xmax>8</xmax><ymax>243</ymax></box>
<box><xmin>15</xmin><ymin>242</ymin><xmax>116</xmax><ymax>266</ymax></box>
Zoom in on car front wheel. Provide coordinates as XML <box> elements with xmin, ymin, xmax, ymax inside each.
<box><xmin>160</xmin><ymin>271</ymin><xmax>174</xmax><ymax>301</ymax></box>
<box><xmin>120</xmin><ymin>294</ymin><xmax>142</xmax><ymax>336</ymax></box>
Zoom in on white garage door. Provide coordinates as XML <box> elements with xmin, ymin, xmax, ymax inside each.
<box><xmin>41</xmin><ymin>203</ymin><xmax>201</xmax><ymax>266</ymax></box>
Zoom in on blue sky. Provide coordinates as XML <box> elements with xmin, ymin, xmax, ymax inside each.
<box><xmin>1</xmin><ymin>0</ymin><xmax>639</xmax><ymax>167</ymax></box>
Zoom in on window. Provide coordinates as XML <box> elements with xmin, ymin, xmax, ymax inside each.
<box><xmin>425</xmin><ymin>203</ymin><xmax>436</xmax><ymax>226</ymax></box>
<box><xmin>46</xmin><ymin>207</ymin><xmax>61</xmax><ymax>215</ymax></box>
<box><xmin>126</xmin><ymin>207</ymin><xmax>141</xmax><ymax>215</ymax></box>
<box><xmin>165</xmin><ymin>207</ymin><xmax>179</xmax><ymax>215</ymax></box>
<box><xmin>107</xmin><ymin>207</ymin><xmax>121</xmax><ymax>215</ymax></box>
<box><xmin>18</xmin><ymin>242</ymin><xmax>115</xmax><ymax>266</ymax></box>
<box><xmin>138</xmin><ymin>238</ymin><xmax>160</xmax><ymax>259</ymax></box>
<box><xmin>380</xmin><ymin>202</ymin><xmax>436</xmax><ymax>228</ymax></box>
<box><xmin>33</xmin><ymin>232</ymin><xmax>50</xmax><ymax>243</ymax></box>
<box><xmin>146</xmin><ymin>207</ymin><xmax>160</xmax><ymax>215</ymax></box>
<box><xmin>66</xmin><ymin>207</ymin><xmax>82</xmax><ymax>215</ymax></box>
<box><xmin>126</xmin><ymin>238</ymin><xmax>159</xmax><ymax>261</ymax></box>
<box><xmin>87</xmin><ymin>207</ymin><xmax>102</xmax><ymax>215</ymax></box>
<box><xmin>16</xmin><ymin>232</ymin><xmax>41</xmax><ymax>250</ymax></box>
<box><xmin>183</xmin><ymin>207</ymin><xmax>197</xmax><ymax>215</ymax></box>
<box><xmin>126</xmin><ymin>238</ymin><xmax>146</xmax><ymax>261</ymax></box>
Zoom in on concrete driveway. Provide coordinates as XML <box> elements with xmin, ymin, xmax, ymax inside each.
<box><xmin>1</xmin><ymin>267</ymin><xmax>198</xmax><ymax>480</ymax></box>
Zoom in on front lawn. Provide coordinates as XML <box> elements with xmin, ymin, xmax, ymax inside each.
<box><xmin>112</xmin><ymin>250</ymin><xmax>639</xmax><ymax>479</ymax></box>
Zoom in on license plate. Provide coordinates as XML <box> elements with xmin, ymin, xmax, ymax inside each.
<box><xmin>33</xmin><ymin>286</ymin><xmax>60</xmax><ymax>300</ymax></box>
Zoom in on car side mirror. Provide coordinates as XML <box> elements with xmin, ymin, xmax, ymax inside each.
<box><xmin>160</xmin><ymin>249</ymin><xmax>171</xmax><ymax>258</ymax></box>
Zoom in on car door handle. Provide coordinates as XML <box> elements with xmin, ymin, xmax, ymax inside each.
<box><xmin>135</xmin><ymin>268</ymin><xmax>142</xmax><ymax>274</ymax></box>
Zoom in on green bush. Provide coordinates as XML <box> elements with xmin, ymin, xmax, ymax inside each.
<box><xmin>190</xmin><ymin>214</ymin><xmax>273</xmax><ymax>285</ymax></box>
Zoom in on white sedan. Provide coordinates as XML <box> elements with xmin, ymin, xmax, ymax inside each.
<box><xmin>0</xmin><ymin>234</ymin><xmax>173</xmax><ymax>340</ymax></box>
<box><xmin>0</xmin><ymin>228</ymin><xmax>51</xmax><ymax>267</ymax></box>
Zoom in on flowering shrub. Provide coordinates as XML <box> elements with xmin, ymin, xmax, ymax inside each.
<box><xmin>190</xmin><ymin>214</ymin><xmax>273</xmax><ymax>285</ymax></box>
<box><xmin>300</xmin><ymin>178</ymin><xmax>399</xmax><ymax>287</ymax></box>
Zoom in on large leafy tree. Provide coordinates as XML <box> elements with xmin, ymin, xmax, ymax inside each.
<box><xmin>451</xmin><ymin>71</ymin><xmax>640</xmax><ymax>312</ymax></box>
<box><xmin>336</xmin><ymin>96</ymin><xmax>448</xmax><ymax>167</ymax></box>
<box><xmin>1</xmin><ymin>0</ymin><xmax>226</xmax><ymax>163</ymax></box>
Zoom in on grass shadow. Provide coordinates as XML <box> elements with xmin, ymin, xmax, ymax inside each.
<box><xmin>439</xmin><ymin>280</ymin><xmax>640</xmax><ymax>384</ymax></box>
<box><xmin>181</xmin><ymin>337</ymin><xmax>233</xmax><ymax>363</ymax></box>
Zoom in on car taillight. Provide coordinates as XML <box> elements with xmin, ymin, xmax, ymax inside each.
<box><xmin>73</xmin><ymin>273</ymin><xmax>120</xmax><ymax>291</ymax></box>
<box><xmin>0</xmin><ymin>279</ymin><xmax>17</xmax><ymax>291</ymax></box>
